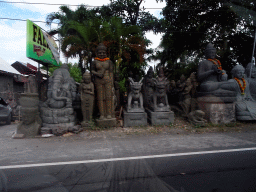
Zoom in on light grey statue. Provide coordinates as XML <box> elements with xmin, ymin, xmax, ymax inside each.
<box><xmin>127</xmin><ymin>77</ymin><xmax>144</xmax><ymax>112</ymax></box>
<box><xmin>224</xmin><ymin>65</ymin><xmax>256</xmax><ymax>120</ymax></box>
<box><xmin>40</xmin><ymin>64</ymin><xmax>76</xmax><ymax>132</ymax></box>
<box><xmin>197</xmin><ymin>43</ymin><xmax>235</xmax><ymax>97</ymax></box>
<box><xmin>245</xmin><ymin>62</ymin><xmax>256</xmax><ymax>101</ymax></box>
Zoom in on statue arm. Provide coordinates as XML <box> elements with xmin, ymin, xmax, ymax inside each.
<box><xmin>91</xmin><ymin>61</ymin><xmax>104</xmax><ymax>78</ymax></box>
<box><xmin>197</xmin><ymin>62</ymin><xmax>214</xmax><ymax>82</ymax></box>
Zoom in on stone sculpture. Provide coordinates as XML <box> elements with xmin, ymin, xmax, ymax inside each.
<box><xmin>197</xmin><ymin>43</ymin><xmax>235</xmax><ymax>97</ymax></box>
<box><xmin>127</xmin><ymin>77</ymin><xmax>144</xmax><ymax>112</ymax></box>
<box><xmin>225</xmin><ymin>65</ymin><xmax>256</xmax><ymax>120</ymax></box>
<box><xmin>80</xmin><ymin>72</ymin><xmax>94</xmax><ymax>128</ymax></box>
<box><xmin>143</xmin><ymin>66</ymin><xmax>155</xmax><ymax>109</ymax></box>
<box><xmin>114</xmin><ymin>73</ymin><xmax>120</xmax><ymax>110</ymax></box>
<box><xmin>245</xmin><ymin>62</ymin><xmax>256</xmax><ymax>101</ymax></box>
<box><xmin>151</xmin><ymin>67</ymin><xmax>170</xmax><ymax>112</ymax></box>
<box><xmin>179</xmin><ymin>78</ymin><xmax>193</xmax><ymax>115</ymax></box>
<box><xmin>91</xmin><ymin>43</ymin><xmax>116</xmax><ymax>127</ymax></box>
<box><xmin>40</xmin><ymin>64</ymin><xmax>76</xmax><ymax>133</ymax></box>
<box><xmin>123</xmin><ymin>76</ymin><xmax>147</xmax><ymax>127</ymax></box>
<box><xmin>24</xmin><ymin>75</ymin><xmax>38</xmax><ymax>93</ymax></box>
<box><xmin>189</xmin><ymin>72</ymin><xmax>198</xmax><ymax>112</ymax></box>
<box><xmin>188</xmin><ymin>110</ymin><xmax>207</xmax><ymax>126</ymax></box>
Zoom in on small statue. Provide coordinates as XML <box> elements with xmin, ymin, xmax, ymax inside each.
<box><xmin>152</xmin><ymin>67</ymin><xmax>170</xmax><ymax>111</ymax></box>
<box><xmin>127</xmin><ymin>77</ymin><xmax>144</xmax><ymax>112</ymax></box>
<box><xmin>180</xmin><ymin>78</ymin><xmax>193</xmax><ymax>115</ymax></box>
<box><xmin>188</xmin><ymin>110</ymin><xmax>207</xmax><ymax>126</ymax></box>
<box><xmin>91</xmin><ymin>43</ymin><xmax>115</xmax><ymax>120</ymax></box>
<box><xmin>80</xmin><ymin>72</ymin><xmax>94</xmax><ymax>127</ymax></box>
<box><xmin>15</xmin><ymin>107</ymin><xmax>41</xmax><ymax>137</ymax></box>
<box><xmin>197</xmin><ymin>43</ymin><xmax>235</xmax><ymax>97</ymax></box>
<box><xmin>24</xmin><ymin>75</ymin><xmax>38</xmax><ymax>93</ymax></box>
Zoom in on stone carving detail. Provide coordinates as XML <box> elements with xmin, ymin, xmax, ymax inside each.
<box><xmin>143</xmin><ymin>66</ymin><xmax>154</xmax><ymax>109</ymax></box>
<box><xmin>245</xmin><ymin>62</ymin><xmax>256</xmax><ymax>101</ymax></box>
<box><xmin>24</xmin><ymin>75</ymin><xmax>38</xmax><ymax>94</ymax></box>
<box><xmin>91</xmin><ymin>43</ymin><xmax>116</xmax><ymax>127</ymax></box>
<box><xmin>179</xmin><ymin>78</ymin><xmax>192</xmax><ymax>115</ymax></box>
<box><xmin>40</xmin><ymin>64</ymin><xmax>76</xmax><ymax>132</ymax></box>
<box><xmin>127</xmin><ymin>77</ymin><xmax>144</xmax><ymax>112</ymax></box>
<box><xmin>151</xmin><ymin>67</ymin><xmax>170</xmax><ymax>112</ymax></box>
<box><xmin>188</xmin><ymin>110</ymin><xmax>207</xmax><ymax>126</ymax></box>
<box><xmin>80</xmin><ymin>72</ymin><xmax>94</xmax><ymax>128</ymax></box>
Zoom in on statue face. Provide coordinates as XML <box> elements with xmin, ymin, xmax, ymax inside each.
<box><xmin>235</xmin><ymin>69</ymin><xmax>245</xmax><ymax>79</ymax></box>
<box><xmin>206</xmin><ymin>49</ymin><xmax>216</xmax><ymax>59</ymax></box>
<box><xmin>97</xmin><ymin>50</ymin><xmax>107</xmax><ymax>59</ymax></box>
<box><xmin>251</xmin><ymin>68</ymin><xmax>256</xmax><ymax>78</ymax></box>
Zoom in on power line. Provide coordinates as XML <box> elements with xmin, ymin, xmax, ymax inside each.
<box><xmin>0</xmin><ymin>0</ymin><xmax>163</xmax><ymax>9</ymax></box>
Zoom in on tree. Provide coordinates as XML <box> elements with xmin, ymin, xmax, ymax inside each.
<box><xmin>156</xmin><ymin>0</ymin><xmax>256</xmax><ymax>78</ymax></box>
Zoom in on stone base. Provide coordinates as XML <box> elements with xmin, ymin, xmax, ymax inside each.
<box><xmin>198</xmin><ymin>97</ymin><xmax>236</xmax><ymax>124</ymax></box>
<box><xmin>12</xmin><ymin>133</ymin><xmax>25</xmax><ymax>139</ymax></box>
<box><xmin>43</xmin><ymin>122</ymin><xmax>75</xmax><ymax>129</ymax></box>
<box><xmin>123</xmin><ymin>109</ymin><xmax>147</xmax><ymax>127</ymax></box>
<box><xmin>146</xmin><ymin>109</ymin><xmax>174</xmax><ymax>126</ymax></box>
<box><xmin>96</xmin><ymin>118</ymin><xmax>116</xmax><ymax>128</ymax></box>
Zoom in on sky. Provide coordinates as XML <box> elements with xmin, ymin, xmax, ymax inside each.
<box><xmin>0</xmin><ymin>0</ymin><xmax>166</xmax><ymax>70</ymax></box>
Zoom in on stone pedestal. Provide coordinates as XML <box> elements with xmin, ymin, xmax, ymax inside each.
<box><xmin>197</xmin><ymin>96</ymin><xmax>236</xmax><ymax>124</ymax></box>
<box><xmin>146</xmin><ymin>109</ymin><xmax>174</xmax><ymax>126</ymax></box>
<box><xmin>123</xmin><ymin>109</ymin><xmax>147</xmax><ymax>127</ymax></box>
<box><xmin>96</xmin><ymin>118</ymin><xmax>116</xmax><ymax>128</ymax></box>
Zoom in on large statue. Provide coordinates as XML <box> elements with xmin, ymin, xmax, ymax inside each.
<box><xmin>91</xmin><ymin>43</ymin><xmax>116</xmax><ymax>127</ymax></box>
<box><xmin>152</xmin><ymin>67</ymin><xmax>170</xmax><ymax>111</ymax></box>
<box><xmin>245</xmin><ymin>62</ymin><xmax>256</xmax><ymax>100</ymax></box>
<box><xmin>80</xmin><ymin>72</ymin><xmax>94</xmax><ymax>127</ymax></box>
<box><xmin>127</xmin><ymin>77</ymin><xmax>144</xmax><ymax>112</ymax></box>
<box><xmin>40</xmin><ymin>64</ymin><xmax>76</xmax><ymax>132</ymax></box>
<box><xmin>197</xmin><ymin>43</ymin><xmax>235</xmax><ymax>97</ymax></box>
<box><xmin>224</xmin><ymin>65</ymin><xmax>256</xmax><ymax>120</ymax></box>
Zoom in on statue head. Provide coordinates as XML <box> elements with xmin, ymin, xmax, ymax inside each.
<box><xmin>158</xmin><ymin>67</ymin><xmax>165</xmax><ymax>78</ymax></box>
<box><xmin>83</xmin><ymin>71</ymin><xmax>91</xmax><ymax>84</ymax></box>
<box><xmin>180</xmin><ymin>74</ymin><xmax>186</xmax><ymax>82</ymax></box>
<box><xmin>231</xmin><ymin>65</ymin><xmax>245</xmax><ymax>79</ymax></box>
<box><xmin>61</xmin><ymin>64</ymin><xmax>69</xmax><ymax>71</ymax></box>
<box><xmin>129</xmin><ymin>77</ymin><xmax>143</xmax><ymax>95</ymax></box>
<box><xmin>147</xmin><ymin>66</ymin><xmax>154</xmax><ymax>78</ymax></box>
<box><xmin>205</xmin><ymin>43</ymin><xmax>216</xmax><ymax>59</ymax></box>
<box><xmin>170</xmin><ymin>80</ymin><xmax>176</xmax><ymax>88</ymax></box>
<box><xmin>185</xmin><ymin>78</ymin><xmax>192</xmax><ymax>86</ymax></box>
<box><xmin>96</xmin><ymin>43</ymin><xmax>107</xmax><ymax>59</ymax></box>
<box><xmin>245</xmin><ymin>63</ymin><xmax>256</xmax><ymax>78</ymax></box>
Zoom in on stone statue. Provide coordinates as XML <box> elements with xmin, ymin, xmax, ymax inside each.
<box><xmin>143</xmin><ymin>66</ymin><xmax>155</xmax><ymax>109</ymax></box>
<box><xmin>16</xmin><ymin>107</ymin><xmax>41</xmax><ymax>137</ymax></box>
<box><xmin>245</xmin><ymin>62</ymin><xmax>256</xmax><ymax>101</ymax></box>
<box><xmin>91</xmin><ymin>43</ymin><xmax>115</xmax><ymax>120</ymax></box>
<box><xmin>152</xmin><ymin>67</ymin><xmax>170</xmax><ymax>111</ymax></box>
<box><xmin>188</xmin><ymin>110</ymin><xmax>207</xmax><ymax>126</ymax></box>
<box><xmin>127</xmin><ymin>77</ymin><xmax>144</xmax><ymax>112</ymax></box>
<box><xmin>197</xmin><ymin>43</ymin><xmax>235</xmax><ymax>97</ymax></box>
<box><xmin>80</xmin><ymin>72</ymin><xmax>94</xmax><ymax>127</ymax></box>
<box><xmin>222</xmin><ymin>65</ymin><xmax>256</xmax><ymax>120</ymax></box>
<box><xmin>40</xmin><ymin>64</ymin><xmax>76</xmax><ymax>132</ymax></box>
<box><xmin>189</xmin><ymin>72</ymin><xmax>198</xmax><ymax>111</ymax></box>
<box><xmin>180</xmin><ymin>78</ymin><xmax>193</xmax><ymax>115</ymax></box>
<box><xmin>114</xmin><ymin>73</ymin><xmax>120</xmax><ymax>110</ymax></box>
<box><xmin>24</xmin><ymin>75</ymin><xmax>38</xmax><ymax>93</ymax></box>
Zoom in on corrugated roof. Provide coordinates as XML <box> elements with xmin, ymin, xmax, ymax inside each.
<box><xmin>0</xmin><ymin>57</ymin><xmax>20</xmax><ymax>74</ymax></box>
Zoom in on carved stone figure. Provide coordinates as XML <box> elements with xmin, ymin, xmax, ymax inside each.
<box><xmin>197</xmin><ymin>43</ymin><xmax>236</xmax><ymax>97</ymax></box>
<box><xmin>40</xmin><ymin>64</ymin><xmax>76</xmax><ymax>132</ymax></box>
<box><xmin>114</xmin><ymin>73</ymin><xmax>120</xmax><ymax>110</ymax></box>
<box><xmin>143</xmin><ymin>66</ymin><xmax>154</xmax><ymax>109</ymax></box>
<box><xmin>245</xmin><ymin>62</ymin><xmax>256</xmax><ymax>101</ymax></box>
<box><xmin>189</xmin><ymin>72</ymin><xmax>198</xmax><ymax>112</ymax></box>
<box><xmin>24</xmin><ymin>75</ymin><xmax>38</xmax><ymax>93</ymax></box>
<box><xmin>180</xmin><ymin>78</ymin><xmax>193</xmax><ymax>115</ymax></box>
<box><xmin>188</xmin><ymin>110</ymin><xmax>207</xmax><ymax>126</ymax></box>
<box><xmin>80</xmin><ymin>72</ymin><xmax>94</xmax><ymax>127</ymax></box>
<box><xmin>127</xmin><ymin>77</ymin><xmax>144</xmax><ymax>112</ymax></box>
<box><xmin>224</xmin><ymin>65</ymin><xmax>256</xmax><ymax>120</ymax></box>
<box><xmin>152</xmin><ymin>67</ymin><xmax>170</xmax><ymax>112</ymax></box>
<box><xmin>91</xmin><ymin>43</ymin><xmax>116</xmax><ymax>127</ymax></box>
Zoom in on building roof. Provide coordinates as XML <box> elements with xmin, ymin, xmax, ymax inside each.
<box><xmin>0</xmin><ymin>57</ymin><xmax>20</xmax><ymax>74</ymax></box>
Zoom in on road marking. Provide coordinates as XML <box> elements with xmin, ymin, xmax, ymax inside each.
<box><xmin>1</xmin><ymin>147</ymin><xmax>256</xmax><ymax>170</ymax></box>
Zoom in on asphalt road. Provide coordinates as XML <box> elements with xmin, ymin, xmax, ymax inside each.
<box><xmin>0</xmin><ymin>124</ymin><xmax>256</xmax><ymax>191</ymax></box>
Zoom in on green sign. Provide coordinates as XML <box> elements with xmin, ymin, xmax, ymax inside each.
<box><xmin>26</xmin><ymin>19</ymin><xmax>60</xmax><ymax>66</ymax></box>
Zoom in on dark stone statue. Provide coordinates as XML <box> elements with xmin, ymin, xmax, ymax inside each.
<box><xmin>40</xmin><ymin>64</ymin><xmax>76</xmax><ymax>132</ymax></box>
<box><xmin>151</xmin><ymin>67</ymin><xmax>170</xmax><ymax>112</ymax></box>
<box><xmin>179</xmin><ymin>78</ymin><xmax>193</xmax><ymax>115</ymax></box>
<box><xmin>114</xmin><ymin>73</ymin><xmax>120</xmax><ymax>110</ymax></box>
<box><xmin>91</xmin><ymin>43</ymin><xmax>116</xmax><ymax>127</ymax></box>
<box><xmin>143</xmin><ymin>66</ymin><xmax>154</xmax><ymax>109</ymax></box>
<box><xmin>197</xmin><ymin>43</ymin><xmax>236</xmax><ymax>98</ymax></box>
<box><xmin>80</xmin><ymin>72</ymin><xmax>94</xmax><ymax>128</ymax></box>
<box><xmin>127</xmin><ymin>77</ymin><xmax>144</xmax><ymax>112</ymax></box>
